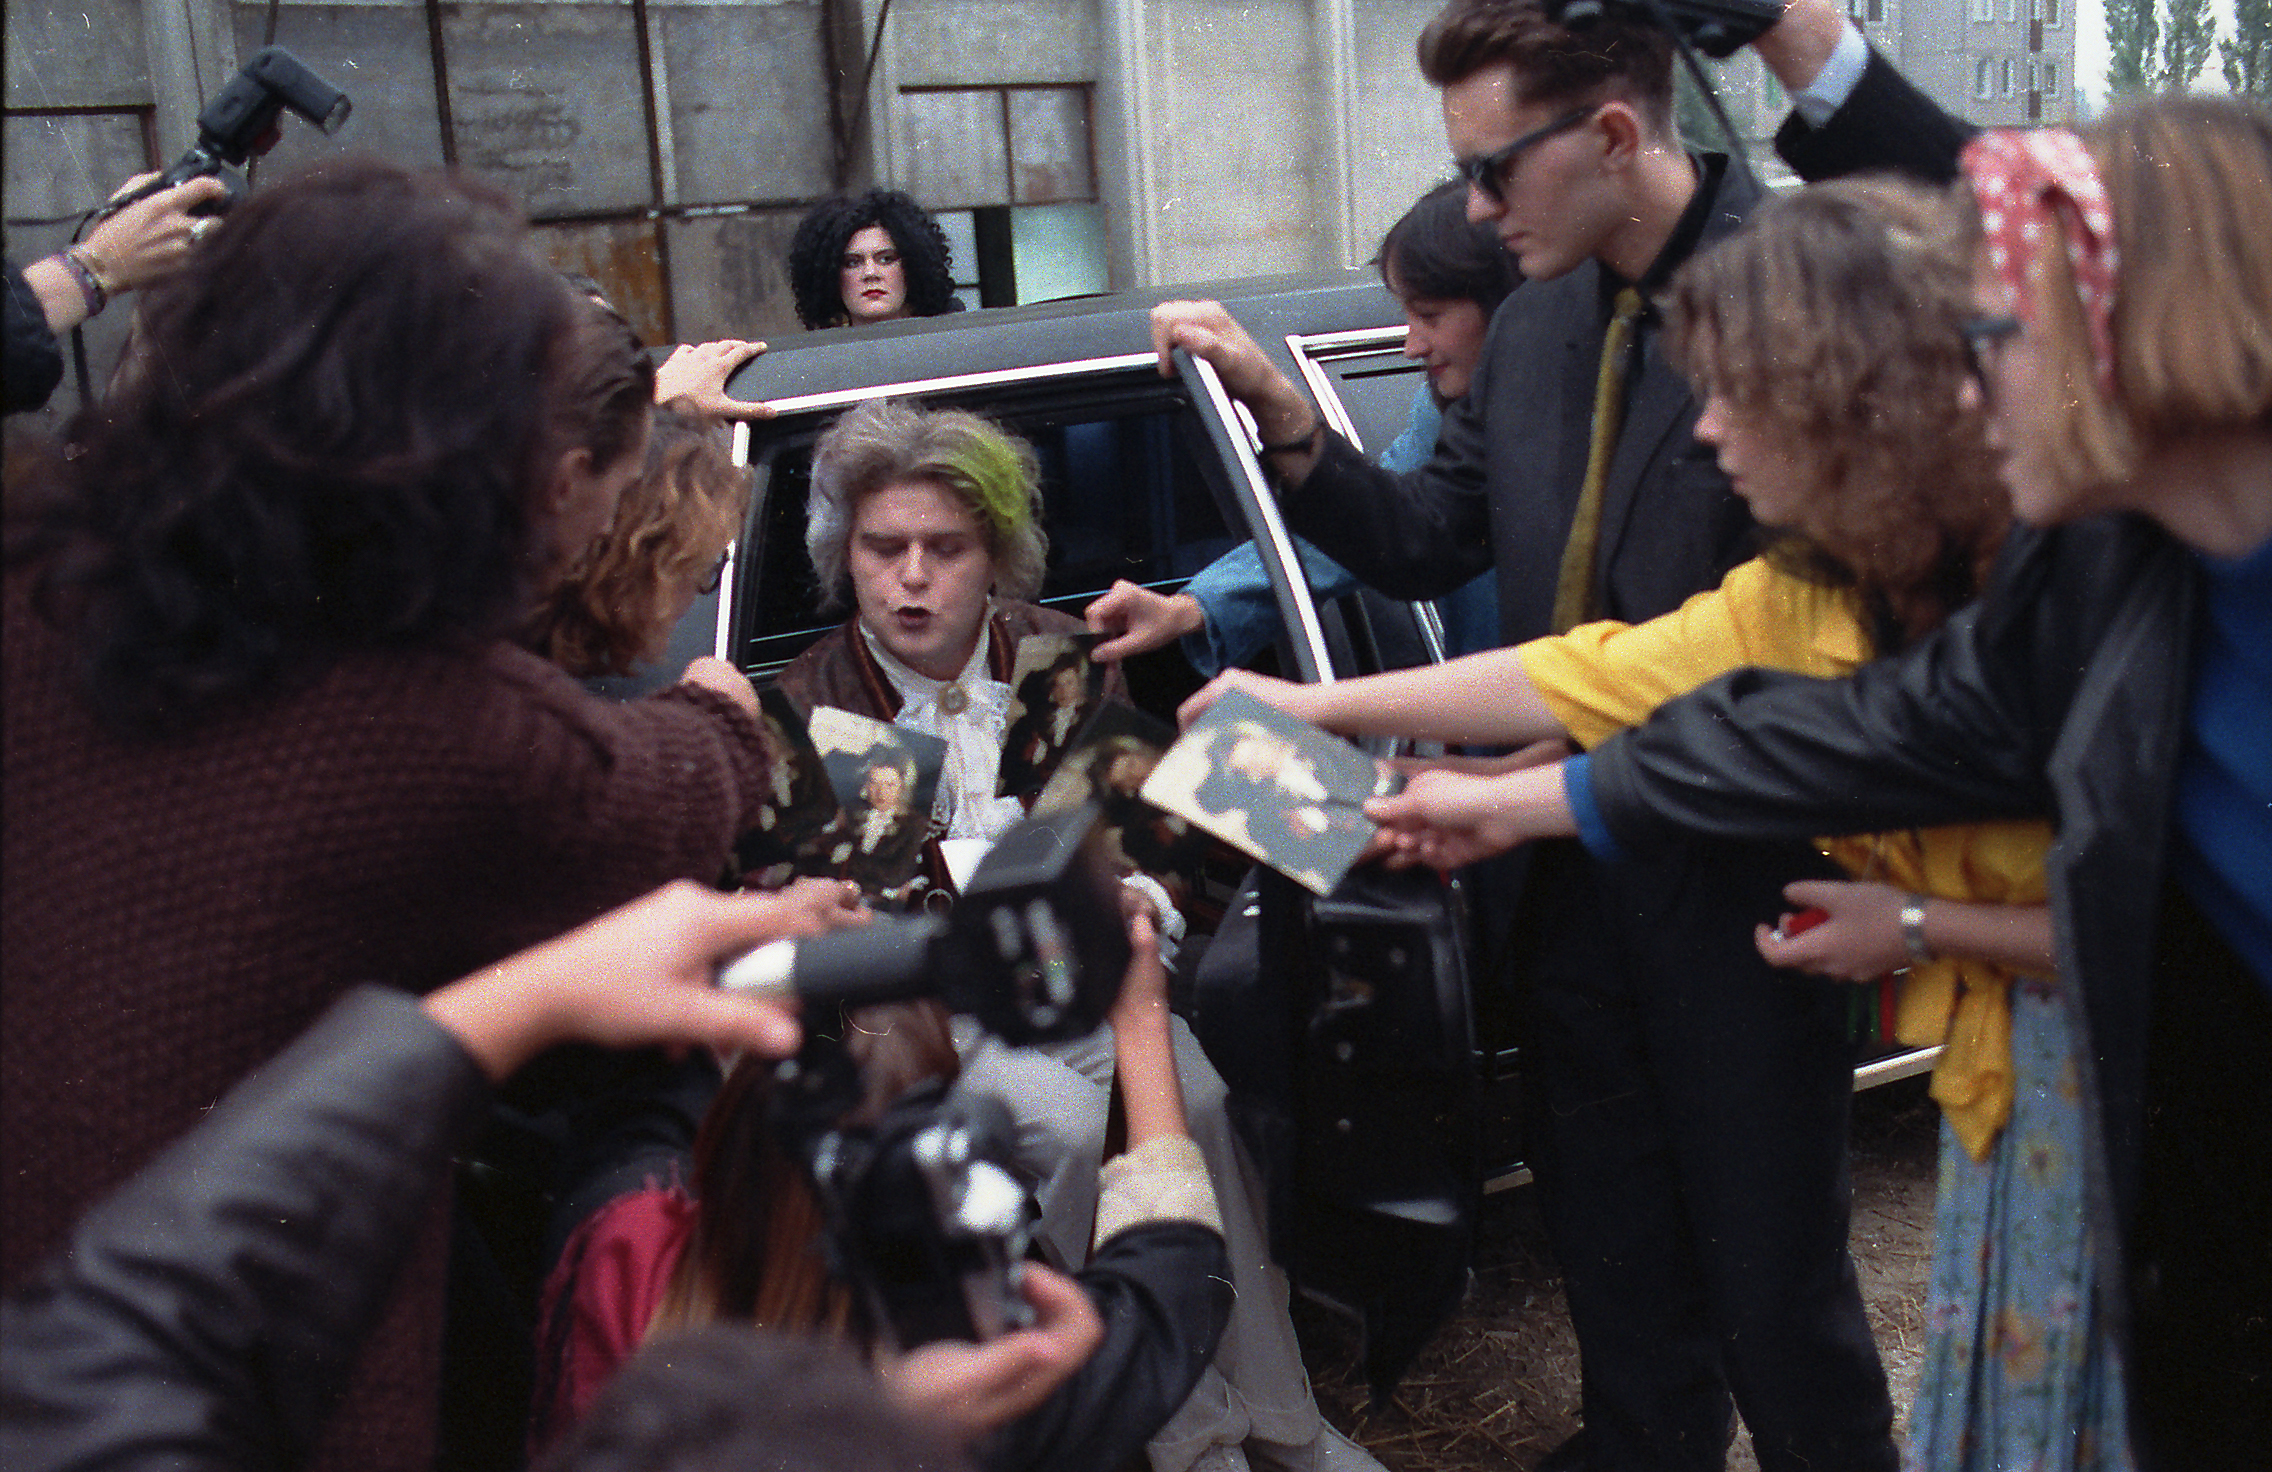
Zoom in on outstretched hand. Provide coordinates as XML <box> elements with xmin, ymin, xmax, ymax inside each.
<box><xmin>654</xmin><ymin>339</ymin><xmax>777</xmax><ymax>418</ymax></box>
<box><xmin>882</xmin><ymin>1264</ymin><xmax>1105</xmax><ymax>1442</ymax></box>
<box><xmin>421</xmin><ymin>879</ymin><xmax>869</xmax><ymax>1080</ymax></box>
<box><xmin>1364</xmin><ymin>766</ymin><xmax>1562</xmax><ymax>871</ymax></box>
<box><xmin>1175</xmin><ymin>668</ymin><xmax>1314</xmax><ymax>730</ymax></box>
<box><xmin>1085</xmin><ymin>579</ymin><xmax>1205</xmax><ymax>663</ymax></box>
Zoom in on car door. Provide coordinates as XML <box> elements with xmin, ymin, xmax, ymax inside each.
<box><xmin>1176</xmin><ymin>348</ymin><xmax>1487</xmax><ymax>1402</ymax></box>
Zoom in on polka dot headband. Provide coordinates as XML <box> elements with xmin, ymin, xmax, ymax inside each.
<box><xmin>1961</xmin><ymin>127</ymin><xmax>2121</xmax><ymax>398</ymax></box>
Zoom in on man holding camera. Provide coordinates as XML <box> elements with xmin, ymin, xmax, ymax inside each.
<box><xmin>1153</xmin><ymin>3</ymin><xmax>1896</xmax><ymax>1468</ymax></box>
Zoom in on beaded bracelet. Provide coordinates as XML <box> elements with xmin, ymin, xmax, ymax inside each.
<box><xmin>60</xmin><ymin>247</ymin><xmax>110</xmax><ymax>318</ymax></box>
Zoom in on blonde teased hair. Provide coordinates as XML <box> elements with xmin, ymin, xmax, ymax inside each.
<box><xmin>805</xmin><ymin>398</ymin><xmax>1048</xmax><ymax>610</ymax></box>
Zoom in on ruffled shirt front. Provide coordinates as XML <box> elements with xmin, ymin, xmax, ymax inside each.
<box><xmin>858</xmin><ymin>617</ymin><xmax>1026</xmax><ymax>843</ymax></box>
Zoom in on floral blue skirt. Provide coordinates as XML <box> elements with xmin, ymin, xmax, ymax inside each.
<box><xmin>1904</xmin><ymin>977</ymin><xmax>2137</xmax><ymax>1472</ymax></box>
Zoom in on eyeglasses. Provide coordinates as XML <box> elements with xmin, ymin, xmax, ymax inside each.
<box><xmin>1455</xmin><ymin>105</ymin><xmax>1597</xmax><ymax>204</ymax></box>
<box><xmin>698</xmin><ymin>549</ymin><xmax>731</xmax><ymax>596</ymax></box>
<box><xmin>1958</xmin><ymin>314</ymin><xmax>2022</xmax><ymax>385</ymax></box>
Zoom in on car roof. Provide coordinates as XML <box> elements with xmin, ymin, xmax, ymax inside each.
<box><xmin>720</xmin><ymin>268</ymin><xmax>1400</xmax><ymax>409</ymax></box>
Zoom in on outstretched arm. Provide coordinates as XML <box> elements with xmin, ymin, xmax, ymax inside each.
<box><xmin>0</xmin><ymin>882</ymin><xmax>858</xmax><ymax>1472</ymax></box>
<box><xmin>1179</xmin><ymin>647</ymin><xmax>1565</xmax><ymax>749</ymax></box>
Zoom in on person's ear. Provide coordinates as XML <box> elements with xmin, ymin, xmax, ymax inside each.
<box><xmin>542</xmin><ymin>445</ymin><xmax>598</xmax><ymax>520</ymax></box>
<box><xmin>1593</xmin><ymin>101</ymin><xmax>1646</xmax><ymax>173</ymax></box>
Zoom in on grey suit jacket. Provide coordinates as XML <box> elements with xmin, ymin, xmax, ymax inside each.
<box><xmin>1281</xmin><ymin>154</ymin><xmax>1763</xmax><ymax>645</ymax></box>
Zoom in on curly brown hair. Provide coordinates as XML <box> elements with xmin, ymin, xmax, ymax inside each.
<box><xmin>528</xmin><ymin>408</ymin><xmax>753</xmax><ymax>678</ymax></box>
<box><xmin>1665</xmin><ymin>176</ymin><xmax>2010</xmax><ymax>648</ymax></box>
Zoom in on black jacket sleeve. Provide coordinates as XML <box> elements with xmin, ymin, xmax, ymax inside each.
<box><xmin>0</xmin><ymin>988</ymin><xmax>493</xmax><ymax>1472</ymax></box>
<box><xmin>1773</xmin><ymin>47</ymin><xmax>1979</xmax><ymax>185</ymax></box>
<box><xmin>1277</xmin><ymin>391</ymin><xmax>1497</xmax><ymax>604</ymax></box>
<box><xmin>977</xmin><ymin>1222</ymin><xmax>1232</xmax><ymax>1472</ymax></box>
<box><xmin>5</xmin><ymin>260</ymin><xmax>65</xmax><ymax>416</ymax></box>
<box><xmin>1583</xmin><ymin>520</ymin><xmax>2109</xmax><ymax>854</ymax></box>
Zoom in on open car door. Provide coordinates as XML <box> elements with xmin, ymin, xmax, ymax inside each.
<box><xmin>1175</xmin><ymin>349</ymin><xmax>1484</xmax><ymax>1402</ymax></box>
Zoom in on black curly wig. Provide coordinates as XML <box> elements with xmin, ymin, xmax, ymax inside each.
<box><xmin>787</xmin><ymin>189</ymin><xmax>964</xmax><ymax>329</ymax></box>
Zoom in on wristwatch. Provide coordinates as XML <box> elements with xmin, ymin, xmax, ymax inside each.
<box><xmin>1898</xmin><ymin>895</ymin><xmax>1934</xmax><ymax>965</ymax></box>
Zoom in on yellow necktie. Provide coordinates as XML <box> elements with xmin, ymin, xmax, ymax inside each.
<box><xmin>1550</xmin><ymin>286</ymin><xmax>1645</xmax><ymax>634</ymax></box>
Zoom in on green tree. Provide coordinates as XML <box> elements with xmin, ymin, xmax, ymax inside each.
<box><xmin>2107</xmin><ymin>0</ymin><xmax>2160</xmax><ymax>94</ymax></box>
<box><xmin>2160</xmin><ymin>0</ymin><xmax>2217</xmax><ymax>87</ymax></box>
<box><xmin>2225</xmin><ymin>0</ymin><xmax>2272</xmax><ymax>95</ymax></box>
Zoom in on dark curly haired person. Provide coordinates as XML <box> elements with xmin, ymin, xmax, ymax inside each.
<box><xmin>788</xmin><ymin>188</ymin><xmax>965</xmax><ymax>329</ymax></box>
<box><xmin>3</xmin><ymin>155</ymin><xmax>789</xmax><ymax>1470</ymax></box>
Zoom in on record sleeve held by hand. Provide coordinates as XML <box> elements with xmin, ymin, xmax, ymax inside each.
<box><xmin>733</xmin><ymin>687</ymin><xmax>850</xmax><ymax>888</ymax></box>
<box><xmin>1141</xmin><ymin>687</ymin><xmax>1402</xmax><ymax>896</ymax></box>
<box><xmin>996</xmin><ymin>631</ymin><xmax>1106</xmax><ymax>801</ymax></box>
<box><xmin>802</xmin><ymin>707</ymin><xmax>948</xmax><ymax>905</ymax></box>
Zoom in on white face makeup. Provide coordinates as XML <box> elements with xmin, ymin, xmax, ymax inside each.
<box><xmin>848</xmin><ymin>479</ymin><xmax>994</xmax><ymax>680</ymax></box>
<box><xmin>840</xmin><ymin>225</ymin><xmax>910</xmax><ymax>325</ymax></box>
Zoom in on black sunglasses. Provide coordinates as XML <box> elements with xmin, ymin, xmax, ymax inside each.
<box><xmin>1958</xmin><ymin>314</ymin><xmax>2022</xmax><ymax>383</ymax></box>
<box><xmin>1455</xmin><ymin>105</ymin><xmax>1597</xmax><ymax>203</ymax></box>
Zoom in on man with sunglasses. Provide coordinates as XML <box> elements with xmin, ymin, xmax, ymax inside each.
<box><xmin>1152</xmin><ymin>4</ymin><xmax>1897</xmax><ymax>1470</ymax></box>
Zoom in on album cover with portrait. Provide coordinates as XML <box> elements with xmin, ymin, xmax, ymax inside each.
<box><xmin>996</xmin><ymin>631</ymin><xmax>1107</xmax><ymax>801</ymax></box>
<box><xmin>1141</xmin><ymin>686</ymin><xmax>1402</xmax><ymax>897</ymax></box>
<box><xmin>799</xmin><ymin>707</ymin><xmax>948</xmax><ymax>904</ymax></box>
<box><xmin>1031</xmin><ymin>703</ymin><xmax>1212</xmax><ymax>901</ymax></box>
<box><xmin>732</xmin><ymin>688</ymin><xmax>851</xmax><ymax>890</ymax></box>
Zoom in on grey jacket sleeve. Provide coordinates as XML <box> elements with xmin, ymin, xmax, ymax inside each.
<box><xmin>0</xmin><ymin>987</ymin><xmax>493</xmax><ymax>1472</ymax></box>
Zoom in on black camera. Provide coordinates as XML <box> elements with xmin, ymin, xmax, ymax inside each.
<box><xmin>719</xmin><ymin>800</ymin><xmax>1131</xmax><ymax>1048</ymax></box>
<box><xmin>812</xmin><ymin>1086</ymin><xmax>1038</xmax><ymax>1350</ymax></box>
<box><xmin>1552</xmin><ymin>0</ymin><xmax>1785</xmax><ymax>58</ymax></box>
<box><xmin>721</xmin><ymin>802</ymin><xmax>1132</xmax><ymax>1348</ymax></box>
<box><xmin>98</xmin><ymin>46</ymin><xmax>351</xmax><ymax>220</ymax></box>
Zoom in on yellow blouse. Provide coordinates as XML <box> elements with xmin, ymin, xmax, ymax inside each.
<box><xmin>1517</xmin><ymin>557</ymin><xmax>2051</xmax><ymax>1159</ymax></box>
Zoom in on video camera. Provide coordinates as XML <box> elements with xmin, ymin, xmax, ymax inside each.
<box><xmin>1549</xmin><ymin>0</ymin><xmax>1785</xmax><ymax>59</ymax></box>
<box><xmin>97</xmin><ymin>46</ymin><xmax>351</xmax><ymax>220</ymax></box>
<box><xmin>720</xmin><ymin>801</ymin><xmax>1131</xmax><ymax>1347</ymax></box>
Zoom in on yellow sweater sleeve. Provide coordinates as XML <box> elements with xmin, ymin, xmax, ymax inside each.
<box><xmin>1515</xmin><ymin>558</ymin><xmax>1872</xmax><ymax>749</ymax></box>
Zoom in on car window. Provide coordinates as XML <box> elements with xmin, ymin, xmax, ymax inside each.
<box><xmin>728</xmin><ymin>369</ymin><xmax>1241</xmax><ymax>689</ymax></box>
<box><xmin>1284</xmin><ymin>329</ymin><xmax>1423</xmax><ymax>455</ymax></box>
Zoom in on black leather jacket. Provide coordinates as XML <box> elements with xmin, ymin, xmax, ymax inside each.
<box><xmin>1585</xmin><ymin>513</ymin><xmax>2200</xmax><ymax>1296</ymax></box>
<box><xmin>0</xmin><ymin>988</ymin><xmax>1230</xmax><ymax>1472</ymax></box>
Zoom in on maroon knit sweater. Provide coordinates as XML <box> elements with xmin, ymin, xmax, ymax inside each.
<box><xmin>2</xmin><ymin>567</ymin><xmax>771</xmax><ymax>1467</ymax></box>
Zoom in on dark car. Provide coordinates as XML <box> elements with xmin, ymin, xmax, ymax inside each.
<box><xmin>637</xmin><ymin>273</ymin><xmax>1936</xmax><ymax>1397</ymax></box>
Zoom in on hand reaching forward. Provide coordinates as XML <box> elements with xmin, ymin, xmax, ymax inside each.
<box><xmin>1364</xmin><ymin>764</ymin><xmax>1575</xmax><ymax>871</ymax></box>
<box><xmin>881</xmin><ymin>1264</ymin><xmax>1105</xmax><ymax>1442</ymax></box>
<box><xmin>421</xmin><ymin>879</ymin><xmax>868</xmax><ymax>1080</ymax></box>
<box><xmin>1085</xmin><ymin>579</ymin><xmax>1205</xmax><ymax>663</ymax></box>
<box><xmin>653</xmin><ymin>338</ymin><xmax>777</xmax><ymax>418</ymax></box>
<box><xmin>1175</xmin><ymin>667</ymin><xmax>1319</xmax><ymax>730</ymax></box>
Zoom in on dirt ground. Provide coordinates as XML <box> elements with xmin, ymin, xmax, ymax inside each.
<box><xmin>1293</xmin><ymin>1076</ymin><xmax>1942</xmax><ymax>1471</ymax></box>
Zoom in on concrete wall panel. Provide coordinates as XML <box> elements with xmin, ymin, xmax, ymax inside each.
<box><xmin>657</xmin><ymin>1</ymin><xmax>834</xmax><ymax>204</ymax></box>
<box><xmin>441</xmin><ymin>2</ymin><xmax>651</xmax><ymax>216</ymax></box>
<box><xmin>226</xmin><ymin>4</ymin><xmax>447</xmax><ymax>176</ymax></box>
<box><xmin>664</xmin><ymin>206</ymin><xmax>805</xmax><ymax>340</ymax></box>
<box><xmin>6</xmin><ymin>0</ymin><xmax>152</xmax><ymax>108</ymax></box>
<box><xmin>890</xmin><ymin>0</ymin><xmax>1099</xmax><ymax>86</ymax></box>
